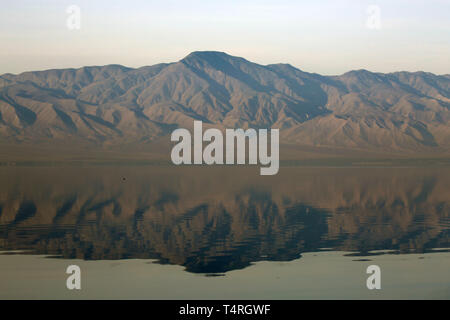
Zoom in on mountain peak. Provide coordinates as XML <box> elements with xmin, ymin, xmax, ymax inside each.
<box><xmin>342</xmin><ymin>69</ymin><xmax>375</xmax><ymax>76</ymax></box>
<box><xmin>179</xmin><ymin>51</ymin><xmax>256</xmax><ymax>76</ymax></box>
<box><xmin>182</xmin><ymin>51</ymin><xmax>231</xmax><ymax>61</ymax></box>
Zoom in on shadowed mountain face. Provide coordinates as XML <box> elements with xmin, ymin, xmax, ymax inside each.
<box><xmin>0</xmin><ymin>51</ymin><xmax>449</xmax><ymax>153</ymax></box>
<box><xmin>0</xmin><ymin>166</ymin><xmax>448</xmax><ymax>274</ymax></box>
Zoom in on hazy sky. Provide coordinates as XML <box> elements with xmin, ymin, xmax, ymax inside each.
<box><xmin>1</xmin><ymin>0</ymin><xmax>449</xmax><ymax>75</ymax></box>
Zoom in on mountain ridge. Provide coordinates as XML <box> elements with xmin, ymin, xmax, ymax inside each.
<box><xmin>1</xmin><ymin>51</ymin><xmax>449</xmax><ymax>155</ymax></box>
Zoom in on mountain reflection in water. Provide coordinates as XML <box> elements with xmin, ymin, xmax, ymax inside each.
<box><xmin>0</xmin><ymin>166</ymin><xmax>449</xmax><ymax>274</ymax></box>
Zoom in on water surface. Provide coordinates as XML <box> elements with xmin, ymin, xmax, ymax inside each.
<box><xmin>0</xmin><ymin>166</ymin><xmax>449</xmax><ymax>298</ymax></box>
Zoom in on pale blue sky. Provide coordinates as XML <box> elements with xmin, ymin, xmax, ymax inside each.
<box><xmin>0</xmin><ymin>0</ymin><xmax>449</xmax><ymax>75</ymax></box>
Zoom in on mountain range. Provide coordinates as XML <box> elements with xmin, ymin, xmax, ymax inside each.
<box><xmin>1</xmin><ymin>51</ymin><xmax>449</xmax><ymax>156</ymax></box>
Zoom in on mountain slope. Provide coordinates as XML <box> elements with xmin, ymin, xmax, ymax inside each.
<box><xmin>0</xmin><ymin>51</ymin><xmax>449</xmax><ymax>153</ymax></box>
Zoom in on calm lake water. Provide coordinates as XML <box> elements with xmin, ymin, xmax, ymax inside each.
<box><xmin>0</xmin><ymin>166</ymin><xmax>449</xmax><ymax>299</ymax></box>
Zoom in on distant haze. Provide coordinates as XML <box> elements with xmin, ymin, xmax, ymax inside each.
<box><xmin>0</xmin><ymin>0</ymin><xmax>449</xmax><ymax>75</ymax></box>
